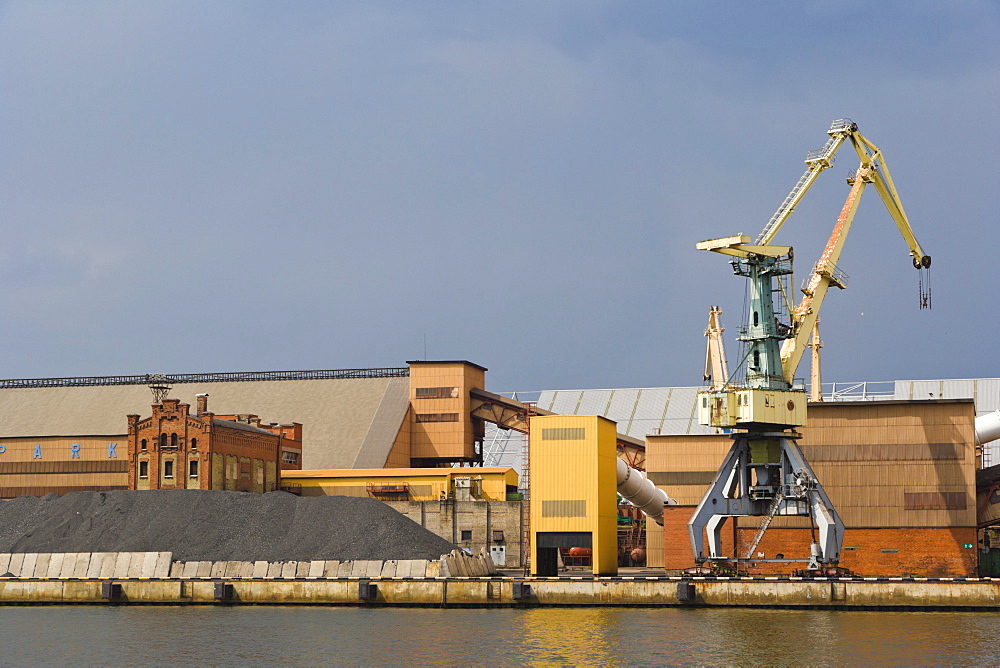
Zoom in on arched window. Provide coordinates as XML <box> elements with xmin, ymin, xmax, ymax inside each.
<box><xmin>140</xmin><ymin>439</ymin><xmax>147</xmax><ymax>451</ymax></box>
<box><xmin>171</xmin><ymin>433</ymin><xmax>178</xmax><ymax>448</ymax></box>
<box><xmin>190</xmin><ymin>438</ymin><xmax>197</xmax><ymax>451</ymax></box>
<box><xmin>159</xmin><ymin>433</ymin><xmax>167</xmax><ymax>448</ymax></box>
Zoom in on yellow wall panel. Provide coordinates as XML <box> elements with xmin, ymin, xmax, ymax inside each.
<box><xmin>530</xmin><ymin>415</ymin><xmax>618</xmax><ymax>575</ymax></box>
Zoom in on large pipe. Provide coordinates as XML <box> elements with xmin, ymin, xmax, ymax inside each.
<box><xmin>976</xmin><ymin>410</ymin><xmax>1000</xmax><ymax>445</ymax></box>
<box><xmin>616</xmin><ymin>458</ymin><xmax>675</xmax><ymax>525</ymax></box>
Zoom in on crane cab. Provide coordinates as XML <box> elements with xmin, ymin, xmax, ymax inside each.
<box><xmin>698</xmin><ymin>388</ymin><xmax>807</xmax><ymax>429</ymax></box>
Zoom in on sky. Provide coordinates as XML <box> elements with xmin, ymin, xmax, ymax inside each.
<box><xmin>0</xmin><ymin>1</ymin><xmax>997</xmax><ymax>393</ymax></box>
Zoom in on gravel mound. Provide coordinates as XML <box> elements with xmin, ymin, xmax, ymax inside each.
<box><xmin>0</xmin><ymin>490</ymin><xmax>458</xmax><ymax>562</ymax></box>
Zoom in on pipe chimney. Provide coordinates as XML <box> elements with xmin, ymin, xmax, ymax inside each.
<box><xmin>196</xmin><ymin>394</ymin><xmax>209</xmax><ymax>417</ymax></box>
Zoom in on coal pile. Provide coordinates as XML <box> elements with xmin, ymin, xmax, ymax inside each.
<box><xmin>0</xmin><ymin>490</ymin><xmax>458</xmax><ymax>562</ymax></box>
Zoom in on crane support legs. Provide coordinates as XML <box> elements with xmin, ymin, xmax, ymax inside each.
<box><xmin>687</xmin><ymin>431</ymin><xmax>844</xmax><ymax>568</ymax></box>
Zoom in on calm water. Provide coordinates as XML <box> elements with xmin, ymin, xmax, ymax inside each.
<box><xmin>0</xmin><ymin>606</ymin><xmax>998</xmax><ymax>665</ymax></box>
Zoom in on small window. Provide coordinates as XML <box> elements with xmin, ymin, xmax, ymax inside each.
<box><xmin>190</xmin><ymin>438</ymin><xmax>197</xmax><ymax>451</ymax></box>
<box><xmin>461</xmin><ymin>530</ymin><xmax>472</xmax><ymax>541</ymax></box>
<box><xmin>159</xmin><ymin>433</ymin><xmax>167</xmax><ymax>448</ymax></box>
<box><xmin>415</xmin><ymin>413</ymin><xmax>460</xmax><ymax>423</ymax></box>
<box><xmin>164</xmin><ymin>460</ymin><xmax>174</xmax><ymax>479</ymax></box>
<box><xmin>140</xmin><ymin>439</ymin><xmax>147</xmax><ymax>451</ymax></box>
<box><xmin>415</xmin><ymin>387</ymin><xmax>460</xmax><ymax>399</ymax></box>
<box><xmin>189</xmin><ymin>460</ymin><xmax>198</xmax><ymax>478</ymax></box>
<box><xmin>171</xmin><ymin>433</ymin><xmax>178</xmax><ymax>448</ymax></box>
<box><xmin>282</xmin><ymin>451</ymin><xmax>299</xmax><ymax>465</ymax></box>
<box><xmin>139</xmin><ymin>461</ymin><xmax>148</xmax><ymax>478</ymax></box>
<box><xmin>541</xmin><ymin>427</ymin><xmax>586</xmax><ymax>441</ymax></box>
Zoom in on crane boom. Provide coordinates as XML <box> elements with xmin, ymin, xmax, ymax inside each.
<box><xmin>703</xmin><ymin>306</ymin><xmax>730</xmax><ymax>390</ymax></box>
<box><xmin>756</xmin><ymin>118</ymin><xmax>855</xmax><ymax>246</ymax></box>
<box><xmin>778</xmin><ymin>127</ymin><xmax>931</xmax><ymax>383</ymax></box>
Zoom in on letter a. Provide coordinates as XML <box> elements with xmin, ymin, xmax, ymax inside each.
<box><xmin>34</xmin><ymin>444</ymin><xmax>42</xmax><ymax>459</ymax></box>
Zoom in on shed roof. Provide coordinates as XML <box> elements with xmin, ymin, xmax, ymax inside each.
<box><xmin>0</xmin><ymin>375</ymin><xmax>410</xmax><ymax>470</ymax></box>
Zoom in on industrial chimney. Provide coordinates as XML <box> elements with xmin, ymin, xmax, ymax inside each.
<box><xmin>196</xmin><ymin>394</ymin><xmax>209</xmax><ymax>417</ymax></box>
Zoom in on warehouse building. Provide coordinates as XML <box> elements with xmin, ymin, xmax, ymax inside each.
<box><xmin>127</xmin><ymin>395</ymin><xmax>302</xmax><ymax>493</ymax></box>
<box><xmin>283</xmin><ymin>467</ymin><xmax>522</xmax><ymax>565</ymax></box>
<box><xmin>648</xmin><ymin>399</ymin><xmax>977</xmax><ymax>576</ymax></box>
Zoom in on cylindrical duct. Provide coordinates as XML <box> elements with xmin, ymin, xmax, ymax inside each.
<box><xmin>976</xmin><ymin>410</ymin><xmax>1000</xmax><ymax>445</ymax></box>
<box><xmin>616</xmin><ymin>458</ymin><xmax>675</xmax><ymax>525</ymax></box>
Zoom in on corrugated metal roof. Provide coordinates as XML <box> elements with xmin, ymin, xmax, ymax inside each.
<box><xmin>485</xmin><ymin>377</ymin><xmax>1000</xmax><ymax>471</ymax></box>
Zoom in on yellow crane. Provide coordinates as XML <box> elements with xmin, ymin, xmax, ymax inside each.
<box><xmin>689</xmin><ymin>119</ymin><xmax>931</xmax><ymax>572</ymax></box>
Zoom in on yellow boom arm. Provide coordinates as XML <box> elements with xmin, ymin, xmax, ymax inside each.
<box><xmin>778</xmin><ymin>125</ymin><xmax>930</xmax><ymax>383</ymax></box>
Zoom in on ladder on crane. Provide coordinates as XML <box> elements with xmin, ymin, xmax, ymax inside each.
<box><xmin>755</xmin><ymin>119</ymin><xmax>855</xmax><ymax>245</ymax></box>
<box><xmin>745</xmin><ymin>492</ymin><xmax>784</xmax><ymax>559</ymax></box>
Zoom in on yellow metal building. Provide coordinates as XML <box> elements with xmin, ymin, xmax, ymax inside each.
<box><xmin>530</xmin><ymin>415</ymin><xmax>618</xmax><ymax>576</ymax></box>
<box><xmin>282</xmin><ymin>467</ymin><xmax>518</xmax><ymax>502</ymax></box>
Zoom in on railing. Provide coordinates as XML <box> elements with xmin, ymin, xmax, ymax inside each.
<box><xmin>824</xmin><ymin>381</ymin><xmax>895</xmax><ymax>402</ymax></box>
<box><xmin>0</xmin><ymin>368</ymin><xmax>410</xmax><ymax>388</ymax></box>
<box><xmin>803</xmin><ymin>261</ymin><xmax>850</xmax><ymax>291</ymax></box>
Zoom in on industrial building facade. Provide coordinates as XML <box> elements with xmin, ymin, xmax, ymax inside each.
<box><xmin>127</xmin><ymin>396</ymin><xmax>302</xmax><ymax>493</ymax></box>
<box><xmin>0</xmin><ymin>436</ymin><xmax>128</xmax><ymax>498</ymax></box>
<box><xmin>280</xmin><ymin>468</ymin><xmax>522</xmax><ymax>565</ymax></box>
<box><xmin>2</xmin><ymin>365</ymin><xmax>999</xmax><ymax>576</ymax></box>
<box><xmin>648</xmin><ymin>399</ymin><xmax>978</xmax><ymax>576</ymax></box>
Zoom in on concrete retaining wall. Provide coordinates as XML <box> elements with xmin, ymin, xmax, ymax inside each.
<box><xmin>0</xmin><ymin>552</ymin><xmax>172</xmax><ymax>579</ymax></box>
<box><xmin>6</xmin><ymin>551</ymin><xmax>995</xmax><ymax>609</ymax></box>
<box><xmin>0</xmin><ymin>550</ymin><xmax>497</xmax><ymax>581</ymax></box>
<box><xmin>0</xmin><ymin>574</ymin><xmax>998</xmax><ymax>608</ymax></box>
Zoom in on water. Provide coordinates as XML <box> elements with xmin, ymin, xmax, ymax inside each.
<box><xmin>1</xmin><ymin>606</ymin><xmax>998</xmax><ymax>665</ymax></box>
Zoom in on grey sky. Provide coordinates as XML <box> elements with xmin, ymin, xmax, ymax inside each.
<box><xmin>1</xmin><ymin>1</ymin><xmax>997</xmax><ymax>392</ymax></box>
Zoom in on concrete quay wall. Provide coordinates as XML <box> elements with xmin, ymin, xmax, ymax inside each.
<box><xmin>1</xmin><ymin>576</ymin><xmax>999</xmax><ymax>609</ymax></box>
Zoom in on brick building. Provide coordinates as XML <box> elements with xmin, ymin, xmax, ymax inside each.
<box><xmin>127</xmin><ymin>395</ymin><xmax>302</xmax><ymax>493</ymax></box>
<box><xmin>645</xmin><ymin>399</ymin><xmax>978</xmax><ymax>577</ymax></box>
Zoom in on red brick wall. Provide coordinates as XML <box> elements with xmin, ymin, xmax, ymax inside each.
<box><xmin>661</xmin><ymin>505</ymin><xmax>978</xmax><ymax>576</ymax></box>
<box><xmin>662</xmin><ymin>505</ymin><xmax>735</xmax><ymax>570</ymax></box>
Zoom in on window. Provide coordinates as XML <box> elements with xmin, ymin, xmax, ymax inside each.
<box><xmin>415</xmin><ymin>413</ymin><xmax>460</xmax><ymax>423</ymax></box>
<box><xmin>904</xmin><ymin>492</ymin><xmax>966</xmax><ymax>510</ymax></box>
<box><xmin>171</xmin><ymin>433</ymin><xmax>178</xmax><ymax>448</ymax></box>
<box><xmin>461</xmin><ymin>530</ymin><xmax>472</xmax><ymax>541</ymax></box>
<box><xmin>139</xmin><ymin>461</ymin><xmax>148</xmax><ymax>478</ymax></box>
<box><xmin>189</xmin><ymin>460</ymin><xmax>198</xmax><ymax>478</ymax></box>
<box><xmin>164</xmin><ymin>460</ymin><xmax>174</xmax><ymax>479</ymax></box>
<box><xmin>415</xmin><ymin>387</ymin><xmax>459</xmax><ymax>399</ymax></box>
<box><xmin>281</xmin><ymin>451</ymin><xmax>300</xmax><ymax>465</ymax></box>
<box><xmin>159</xmin><ymin>433</ymin><xmax>167</xmax><ymax>448</ymax></box>
<box><xmin>541</xmin><ymin>428</ymin><xmax>586</xmax><ymax>441</ymax></box>
<box><xmin>190</xmin><ymin>438</ymin><xmax>197</xmax><ymax>451</ymax></box>
<box><xmin>140</xmin><ymin>439</ymin><xmax>147</xmax><ymax>451</ymax></box>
